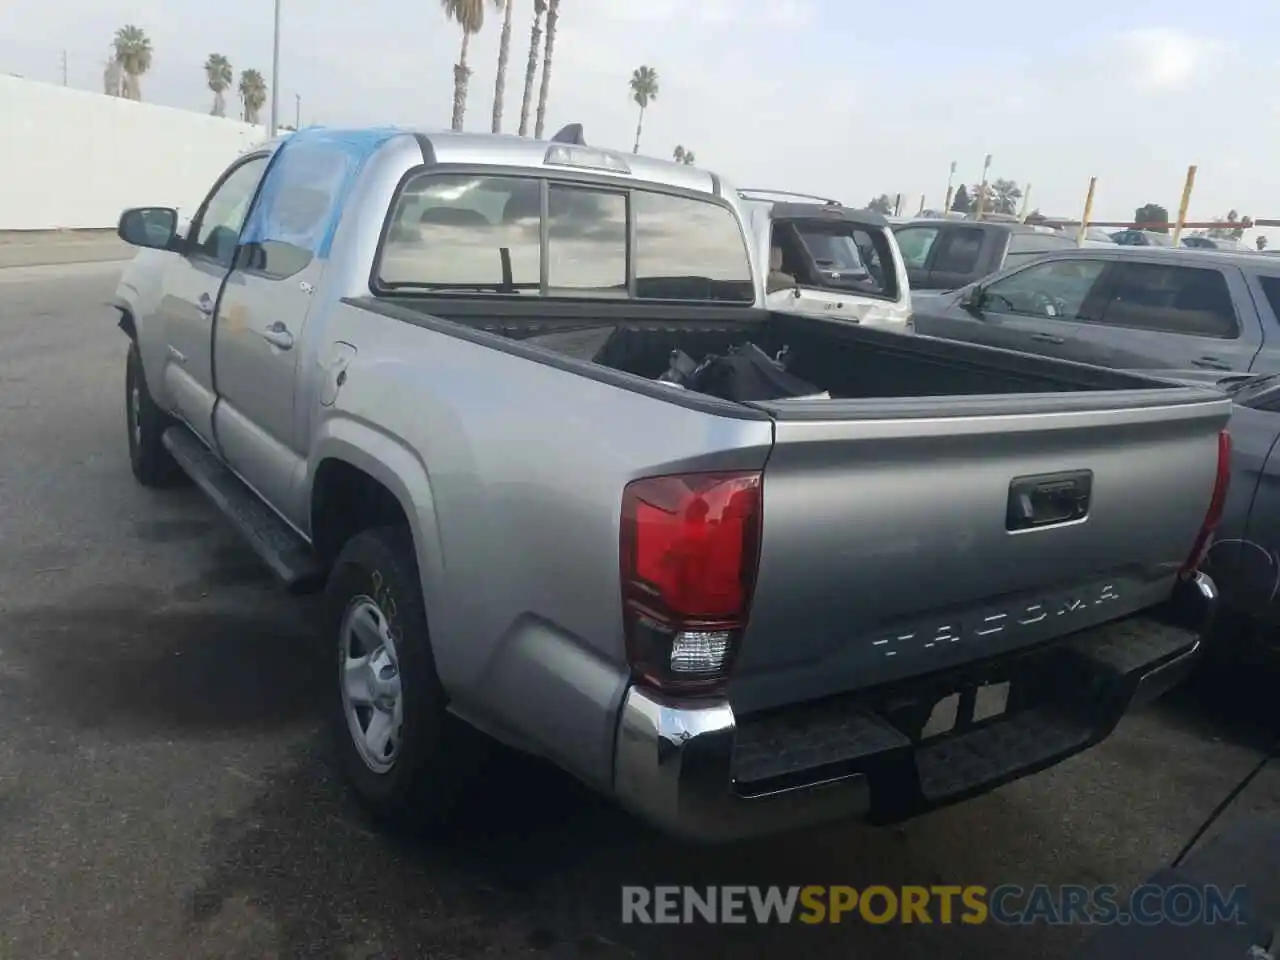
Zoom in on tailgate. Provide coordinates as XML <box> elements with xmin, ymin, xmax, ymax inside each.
<box><xmin>728</xmin><ymin>389</ymin><xmax>1231</xmax><ymax>714</ymax></box>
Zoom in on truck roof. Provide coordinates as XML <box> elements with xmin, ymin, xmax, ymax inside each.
<box><xmin>1034</xmin><ymin>245</ymin><xmax>1280</xmax><ymax>270</ymax></box>
<box><xmin>898</xmin><ymin>218</ymin><xmax>1044</xmax><ymax>235</ymax></box>
<box><xmin>257</xmin><ymin>123</ymin><xmax>726</xmax><ymax>201</ymax></box>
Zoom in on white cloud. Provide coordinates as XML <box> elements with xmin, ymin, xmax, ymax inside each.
<box><xmin>1109</xmin><ymin>27</ymin><xmax>1230</xmax><ymax>93</ymax></box>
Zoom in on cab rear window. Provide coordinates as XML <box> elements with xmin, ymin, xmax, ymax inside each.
<box><xmin>375</xmin><ymin>173</ymin><xmax>754</xmax><ymax>302</ymax></box>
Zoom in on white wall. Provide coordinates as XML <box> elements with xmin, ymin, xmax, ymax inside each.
<box><xmin>1</xmin><ymin>76</ymin><xmax>266</xmax><ymax>231</ymax></box>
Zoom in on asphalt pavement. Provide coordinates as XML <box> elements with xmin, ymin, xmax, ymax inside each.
<box><xmin>0</xmin><ymin>259</ymin><xmax>1275</xmax><ymax>960</ymax></box>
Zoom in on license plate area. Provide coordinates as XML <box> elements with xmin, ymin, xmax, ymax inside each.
<box><xmin>880</xmin><ymin>677</ymin><xmax>1014</xmax><ymax>743</ymax></box>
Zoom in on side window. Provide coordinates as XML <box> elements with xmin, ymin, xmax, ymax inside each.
<box><xmin>377</xmin><ymin>174</ymin><xmax>541</xmax><ymax>292</ymax></box>
<box><xmin>632</xmin><ymin>190</ymin><xmax>753</xmax><ymax>301</ymax></box>
<box><xmin>930</xmin><ymin>227</ymin><xmax>984</xmax><ymax>274</ymax></box>
<box><xmin>237</xmin><ymin>138</ymin><xmax>368</xmax><ymax>280</ymax></box>
<box><xmin>547</xmin><ymin>185</ymin><xmax>627</xmax><ymax>294</ymax></box>
<box><xmin>1098</xmin><ymin>263</ymin><xmax>1238</xmax><ymax>338</ymax></box>
<box><xmin>982</xmin><ymin>259</ymin><xmax>1108</xmax><ymax>320</ymax></box>
<box><xmin>894</xmin><ymin>226</ymin><xmax>938</xmax><ymax>269</ymax></box>
<box><xmin>191</xmin><ymin>156</ymin><xmax>270</xmax><ymax>266</ymax></box>
<box><xmin>1254</xmin><ymin>275</ymin><xmax>1280</xmax><ymax>326</ymax></box>
<box><xmin>1005</xmin><ymin>232</ymin><xmax>1075</xmax><ymax>267</ymax></box>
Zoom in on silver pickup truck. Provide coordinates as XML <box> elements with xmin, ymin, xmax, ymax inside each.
<box><xmin>110</xmin><ymin>125</ymin><xmax>1228</xmax><ymax>841</ymax></box>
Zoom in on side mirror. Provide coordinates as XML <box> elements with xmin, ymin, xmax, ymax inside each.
<box><xmin>962</xmin><ymin>285</ymin><xmax>986</xmax><ymax>314</ymax></box>
<box><xmin>118</xmin><ymin>207</ymin><xmax>180</xmax><ymax>250</ymax></box>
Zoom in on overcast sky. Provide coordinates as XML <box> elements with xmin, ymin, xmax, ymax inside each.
<box><xmin>3</xmin><ymin>0</ymin><xmax>1277</xmax><ymax>239</ymax></box>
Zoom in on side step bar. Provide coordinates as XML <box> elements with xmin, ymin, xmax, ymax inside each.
<box><xmin>161</xmin><ymin>426</ymin><xmax>324</xmax><ymax>592</ymax></box>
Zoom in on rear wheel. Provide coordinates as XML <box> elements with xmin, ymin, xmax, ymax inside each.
<box><xmin>326</xmin><ymin>526</ymin><xmax>485</xmax><ymax>827</ymax></box>
<box><xmin>125</xmin><ymin>342</ymin><xmax>185</xmax><ymax>488</ymax></box>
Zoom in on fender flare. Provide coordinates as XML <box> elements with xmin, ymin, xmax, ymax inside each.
<box><xmin>109</xmin><ymin>297</ymin><xmax>136</xmax><ymax>340</ymax></box>
<box><xmin>307</xmin><ymin>418</ymin><xmax>446</xmax><ymax>628</ymax></box>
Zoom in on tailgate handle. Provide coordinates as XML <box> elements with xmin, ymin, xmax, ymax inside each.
<box><xmin>1007</xmin><ymin>470</ymin><xmax>1093</xmax><ymax>532</ymax></box>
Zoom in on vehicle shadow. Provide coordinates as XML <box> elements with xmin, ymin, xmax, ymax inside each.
<box><xmin>3</xmin><ymin>568</ymin><xmax>326</xmax><ymax>739</ymax></box>
<box><xmin>182</xmin><ymin>731</ymin><xmax>1086</xmax><ymax>960</ymax></box>
<box><xmin>1155</xmin><ymin>657</ymin><xmax>1278</xmax><ymax>755</ymax></box>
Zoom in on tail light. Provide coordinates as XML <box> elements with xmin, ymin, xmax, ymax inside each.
<box><xmin>619</xmin><ymin>471</ymin><xmax>762</xmax><ymax>695</ymax></box>
<box><xmin>1180</xmin><ymin>428</ymin><xmax>1231</xmax><ymax>578</ymax></box>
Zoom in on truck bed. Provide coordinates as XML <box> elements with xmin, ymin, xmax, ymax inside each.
<box><xmin>349</xmin><ymin>295</ymin><xmax>1229</xmax><ymax>718</ymax></box>
<box><xmin>371</xmin><ymin>295</ymin><xmax>1159</xmax><ymax>402</ymax></box>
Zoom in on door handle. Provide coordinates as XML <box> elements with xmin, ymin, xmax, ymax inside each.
<box><xmin>197</xmin><ymin>293</ymin><xmax>214</xmax><ymax>316</ymax></box>
<box><xmin>1191</xmin><ymin>356</ymin><xmax>1231</xmax><ymax>371</ymax></box>
<box><xmin>1030</xmin><ymin>333</ymin><xmax>1065</xmax><ymax>344</ymax></box>
<box><xmin>259</xmin><ymin>321</ymin><xmax>294</xmax><ymax>350</ymax></box>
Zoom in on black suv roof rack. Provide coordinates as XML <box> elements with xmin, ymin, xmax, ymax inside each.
<box><xmin>739</xmin><ymin>188</ymin><xmax>842</xmax><ymax>206</ymax></box>
<box><xmin>550</xmin><ymin>123</ymin><xmax>586</xmax><ymax>145</ymax></box>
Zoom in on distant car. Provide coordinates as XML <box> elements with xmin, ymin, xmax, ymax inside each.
<box><xmin>1148</xmin><ymin>370</ymin><xmax>1280</xmax><ymax>667</ymax></box>
<box><xmin>1111</xmin><ymin>229</ymin><xmax>1175</xmax><ymax>247</ymax></box>
<box><xmin>1182</xmin><ymin>236</ymin><xmax>1247</xmax><ymax>252</ymax></box>
<box><xmin>892</xmin><ymin>217</ymin><xmax>1078</xmax><ymax>292</ymax></box>
<box><xmin>1081</xmin><ymin>227</ymin><xmax>1116</xmax><ymax>248</ymax></box>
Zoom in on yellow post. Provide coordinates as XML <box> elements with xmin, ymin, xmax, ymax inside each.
<box><xmin>1076</xmin><ymin>177</ymin><xmax>1097</xmax><ymax>247</ymax></box>
<box><xmin>974</xmin><ymin>153</ymin><xmax>992</xmax><ymax>221</ymax></box>
<box><xmin>1018</xmin><ymin>183</ymin><xmax>1032</xmax><ymax>222</ymax></box>
<box><xmin>1172</xmin><ymin>165</ymin><xmax>1197</xmax><ymax>246</ymax></box>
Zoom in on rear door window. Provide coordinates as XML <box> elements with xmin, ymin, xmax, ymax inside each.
<box><xmin>238</xmin><ymin>135</ymin><xmax>381</xmax><ymax>280</ymax></box>
<box><xmin>1004</xmin><ymin>232</ymin><xmax>1076</xmax><ymax>267</ymax></box>
<box><xmin>930</xmin><ymin>227</ymin><xmax>985</xmax><ymax>274</ymax></box>
<box><xmin>893</xmin><ymin>226</ymin><xmax>939</xmax><ymax>269</ymax></box>
<box><xmin>1095</xmin><ymin>262</ymin><xmax>1239</xmax><ymax>338</ymax></box>
<box><xmin>1255</xmin><ymin>275</ymin><xmax>1280</xmax><ymax>328</ymax></box>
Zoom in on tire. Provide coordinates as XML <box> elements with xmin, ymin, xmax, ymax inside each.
<box><xmin>125</xmin><ymin>342</ymin><xmax>186</xmax><ymax>488</ymax></box>
<box><xmin>326</xmin><ymin>525</ymin><xmax>485</xmax><ymax>827</ymax></box>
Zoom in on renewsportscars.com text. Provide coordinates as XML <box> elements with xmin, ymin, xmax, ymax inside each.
<box><xmin>621</xmin><ymin>884</ymin><xmax>1249</xmax><ymax>926</ymax></box>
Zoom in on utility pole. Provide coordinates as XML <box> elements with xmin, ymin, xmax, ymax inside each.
<box><xmin>295</xmin><ymin>93</ymin><xmax>301</xmax><ymax>129</ymax></box>
<box><xmin>269</xmin><ymin>0</ymin><xmax>281</xmax><ymax>137</ymax></box>
<box><xmin>943</xmin><ymin>160</ymin><xmax>957</xmax><ymax>213</ymax></box>
<box><xmin>60</xmin><ymin>50</ymin><xmax>67</xmax><ymax>86</ymax></box>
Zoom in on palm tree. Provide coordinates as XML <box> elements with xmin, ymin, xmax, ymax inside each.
<box><xmin>442</xmin><ymin>0</ymin><xmax>500</xmax><ymax>132</ymax></box>
<box><xmin>532</xmin><ymin>0</ymin><xmax>560</xmax><ymax>139</ymax></box>
<box><xmin>517</xmin><ymin>0</ymin><xmax>546</xmax><ymax>136</ymax></box>
<box><xmin>491</xmin><ymin>0</ymin><xmax>515</xmax><ymax>133</ymax></box>
<box><xmin>238</xmin><ymin>69</ymin><xmax>268</xmax><ymax>125</ymax></box>
<box><xmin>629</xmin><ymin>65</ymin><xmax>658</xmax><ymax>154</ymax></box>
<box><xmin>112</xmin><ymin>25</ymin><xmax>152</xmax><ymax>101</ymax></box>
<box><xmin>204</xmin><ymin>53</ymin><xmax>233</xmax><ymax>118</ymax></box>
<box><xmin>673</xmin><ymin>145</ymin><xmax>695</xmax><ymax>165</ymax></box>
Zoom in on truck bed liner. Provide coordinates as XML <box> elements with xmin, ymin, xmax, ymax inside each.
<box><xmin>369</xmin><ymin>296</ymin><xmax>1178</xmax><ymax>402</ymax></box>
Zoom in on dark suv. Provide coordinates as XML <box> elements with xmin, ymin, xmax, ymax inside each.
<box><xmin>892</xmin><ymin>218</ymin><xmax>1078</xmax><ymax>292</ymax></box>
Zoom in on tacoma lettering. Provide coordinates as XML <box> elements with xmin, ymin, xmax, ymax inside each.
<box><xmin>871</xmin><ymin>583</ymin><xmax>1120</xmax><ymax>659</ymax></box>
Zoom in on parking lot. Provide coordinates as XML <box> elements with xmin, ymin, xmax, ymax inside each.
<box><xmin>0</xmin><ymin>258</ymin><xmax>1276</xmax><ymax>960</ymax></box>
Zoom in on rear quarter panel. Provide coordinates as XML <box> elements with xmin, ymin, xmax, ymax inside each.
<box><xmin>308</xmin><ymin>301</ymin><xmax>774</xmax><ymax>787</ymax></box>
